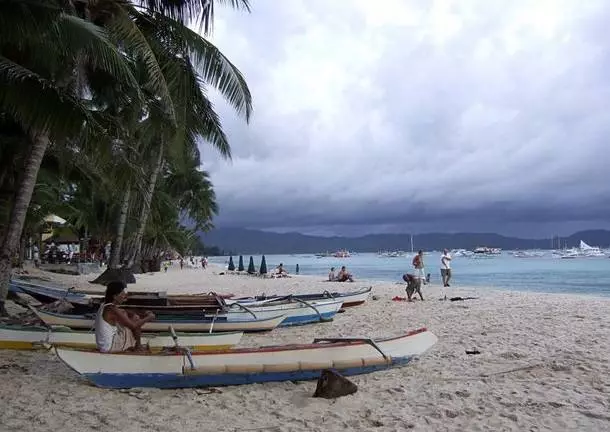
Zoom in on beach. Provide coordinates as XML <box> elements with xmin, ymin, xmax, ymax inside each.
<box><xmin>1</xmin><ymin>264</ymin><xmax>609</xmax><ymax>432</ymax></box>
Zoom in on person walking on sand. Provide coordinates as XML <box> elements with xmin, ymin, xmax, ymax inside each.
<box><xmin>412</xmin><ymin>250</ymin><xmax>426</xmax><ymax>284</ymax></box>
<box><xmin>441</xmin><ymin>249</ymin><xmax>452</xmax><ymax>288</ymax></box>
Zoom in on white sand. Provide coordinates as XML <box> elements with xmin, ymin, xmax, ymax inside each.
<box><xmin>1</xmin><ymin>264</ymin><xmax>609</xmax><ymax>432</ymax></box>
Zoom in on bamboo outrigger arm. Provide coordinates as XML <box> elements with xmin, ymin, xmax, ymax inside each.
<box><xmin>227</xmin><ymin>302</ymin><xmax>258</xmax><ymax>319</ymax></box>
<box><xmin>290</xmin><ymin>297</ymin><xmax>330</xmax><ymax>322</ymax></box>
<box><xmin>312</xmin><ymin>337</ymin><xmax>389</xmax><ymax>360</ymax></box>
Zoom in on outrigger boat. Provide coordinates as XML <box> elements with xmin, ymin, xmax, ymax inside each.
<box><xmin>10</xmin><ymin>280</ymin><xmax>233</xmax><ymax>309</ymax></box>
<box><xmin>121</xmin><ymin>298</ymin><xmax>344</xmax><ymax>326</ymax></box>
<box><xmin>0</xmin><ymin>324</ymin><xmax>242</xmax><ymax>352</ymax></box>
<box><xmin>10</xmin><ymin>280</ymin><xmax>95</xmax><ymax>306</ymax></box>
<box><xmin>55</xmin><ymin>328</ymin><xmax>438</xmax><ymax>389</ymax></box>
<box><xmin>31</xmin><ymin>307</ymin><xmax>286</xmax><ymax>333</ymax></box>
<box><xmin>227</xmin><ymin>286</ymin><xmax>372</xmax><ymax>308</ymax></box>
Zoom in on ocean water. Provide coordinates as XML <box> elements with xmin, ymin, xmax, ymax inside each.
<box><xmin>209</xmin><ymin>252</ymin><xmax>610</xmax><ymax>297</ymax></box>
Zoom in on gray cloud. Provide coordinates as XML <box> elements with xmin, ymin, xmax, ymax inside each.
<box><xmin>197</xmin><ymin>0</ymin><xmax>610</xmax><ymax>237</ymax></box>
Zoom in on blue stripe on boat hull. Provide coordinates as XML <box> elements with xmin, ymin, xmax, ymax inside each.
<box><xmin>82</xmin><ymin>357</ymin><xmax>414</xmax><ymax>389</ymax></box>
<box><xmin>278</xmin><ymin>311</ymin><xmax>337</xmax><ymax>326</ymax></box>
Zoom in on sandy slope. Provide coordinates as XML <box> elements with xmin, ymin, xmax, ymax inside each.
<box><xmin>0</xmin><ymin>264</ymin><xmax>609</xmax><ymax>432</ymax></box>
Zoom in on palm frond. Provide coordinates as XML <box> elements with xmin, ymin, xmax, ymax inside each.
<box><xmin>136</xmin><ymin>0</ymin><xmax>251</xmax><ymax>35</ymax></box>
<box><xmin>104</xmin><ymin>5</ymin><xmax>175</xmax><ymax>122</ymax></box>
<box><xmin>0</xmin><ymin>56</ymin><xmax>96</xmax><ymax>138</ymax></box>
<box><xmin>140</xmin><ymin>12</ymin><xmax>251</xmax><ymax>121</ymax></box>
<box><xmin>54</xmin><ymin>14</ymin><xmax>139</xmax><ymax>91</ymax></box>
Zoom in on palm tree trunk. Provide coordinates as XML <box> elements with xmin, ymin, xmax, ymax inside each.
<box><xmin>0</xmin><ymin>133</ymin><xmax>50</xmax><ymax>314</ymax></box>
<box><xmin>109</xmin><ymin>185</ymin><xmax>131</xmax><ymax>269</ymax></box>
<box><xmin>127</xmin><ymin>146</ymin><xmax>164</xmax><ymax>268</ymax></box>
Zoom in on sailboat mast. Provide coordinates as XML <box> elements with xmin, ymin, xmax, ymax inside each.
<box><xmin>410</xmin><ymin>234</ymin><xmax>414</xmax><ymax>253</ymax></box>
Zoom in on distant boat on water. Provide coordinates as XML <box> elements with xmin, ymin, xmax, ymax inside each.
<box><xmin>473</xmin><ymin>246</ymin><xmax>501</xmax><ymax>255</ymax></box>
<box><xmin>315</xmin><ymin>249</ymin><xmax>351</xmax><ymax>258</ymax></box>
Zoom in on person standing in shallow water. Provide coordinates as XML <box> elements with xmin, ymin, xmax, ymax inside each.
<box><xmin>440</xmin><ymin>249</ymin><xmax>452</xmax><ymax>288</ymax></box>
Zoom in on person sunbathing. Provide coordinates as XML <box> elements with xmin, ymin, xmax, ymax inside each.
<box><xmin>337</xmin><ymin>266</ymin><xmax>354</xmax><ymax>282</ymax></box>
<box><xmin>328</xmin><ymin>267</ymin><xmax>336</xmax><ymax>281</ymax></box>
<box><xmin>276</xmin><ymin>263</ymin><xmax>288</xmax><ymax>275</ymax></box>
<box><xmin>95</xmin><ymin>281</ymin><xmax>156</xmax><ymax>353</ymax></box>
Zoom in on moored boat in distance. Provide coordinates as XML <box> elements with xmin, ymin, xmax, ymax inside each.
<box><xmin>473</xmin><ymin>246</ymin><xmax>501</xmax><ymax>255</ymax></box>
<box><xmin>0</xmin><ymin>324</ymin><xmax>242</xmax><ymax>352</ymax></box>
<box><xmin>54</xmin><ymin>328</ymin><xmax>438</xmax><ymax>389</ymax></box>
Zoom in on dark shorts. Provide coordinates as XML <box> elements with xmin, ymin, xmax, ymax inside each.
<box><xmin>441</xmin><ymin>268</ymin><xmax>451</xmax><ymax>277</ymax></box>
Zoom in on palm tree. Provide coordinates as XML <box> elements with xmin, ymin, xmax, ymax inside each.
<box><xmin>0</xmin><ymin>0</ymin><xmax>140</xmax><ymax>314</ymax></box>
<box><xmin>106</xmin><ymin>4</ymin><xmax>252</xmax><ymax>268</ymax></box>
<box><xmin>0</xmin><ymin>0</ymin><xmax>252</xmax><ymax>313</ymax></box>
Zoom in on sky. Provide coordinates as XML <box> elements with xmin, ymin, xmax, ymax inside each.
<box><xmin>197</xmin><ymin>0</ymin><xmax>610</xmax><ymax>238</ymax></box>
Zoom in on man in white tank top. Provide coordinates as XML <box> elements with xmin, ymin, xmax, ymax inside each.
<box><xmin>95</xmin><ymin>281</ymin><xmax>155</xmax><ymax>352</ymax></box>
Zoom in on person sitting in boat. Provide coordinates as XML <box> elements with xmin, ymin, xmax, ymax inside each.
<box><xmin>95</xmin><ymin>281</ymin><xmax>156</xmax><ymax>353</ymax></box>
<box><xmin>337</xmin><ymin>266</ymin><xmax>354</xmax><ymax>282</ymax></box>
<box><xmin>328</xmin><ymin>267</ymin><xmax>336</xmax><ymax>281</ymax></box>
<box><xmin>276</xmin><ymin>263</ymin><xmax>288</xmax><ymax>275</ymax></box>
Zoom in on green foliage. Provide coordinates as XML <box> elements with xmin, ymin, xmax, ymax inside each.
<box><xmin>0</xmin><ymin>0</ymin><xmax>252</xmax><ymax>270</ymax></box>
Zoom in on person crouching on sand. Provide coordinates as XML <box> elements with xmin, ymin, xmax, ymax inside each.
<box><xmin>337</xmin><ymin>266</ymin><xmax>354</xmax><ymax>282</ymax></box>
<box><xmin>95</xmin><ymin>281</ymin><xmax>155</xmax><ymax>353</ymax></box>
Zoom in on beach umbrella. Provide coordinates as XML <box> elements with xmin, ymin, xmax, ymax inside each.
<box><xmin>247</xmin><ymin>256</ymin><xmax>256</xmax><ymax>274</ymax></box>
<box><xmin>44</xmin><ymin>214</ymin><xmax>66</xmax><ymax>225</ymax></box>
<box><xmin>259</xmin><ymin>255</ymin><xmax>267</xmax><ymax>274</ymax></box>
<box><xmin>238</xmin><ymin>255</ymin><xmax>244</xmax><ymax>271</ymax></box>
<box><xmin>228</xmin><ymin>256</ymin><xmax>235</xmax><ymax>271</ymax></box>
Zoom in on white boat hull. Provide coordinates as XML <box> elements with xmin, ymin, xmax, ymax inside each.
<box><xmin>0</xmin><ymin>325</ymin><xmax>242</xmax><ymax>352</ymax></box>
<box><xmin>31</xmin><ymin>308</ymin><xmax>285</xmax><ymax>333</ymax></box>
<box><xmin>55</xmin><ymin>328</ymin><xmax>438</xmax><ymax>388</ymax></box>
<box><xmin>228</xmin><ymin>299</ymin><xmax>344</xmax><ymax>326</ymax></box>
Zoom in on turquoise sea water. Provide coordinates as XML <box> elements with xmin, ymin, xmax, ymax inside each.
<box><xmin>209</xmin><ymin>252</ymin><xmax>610</xmax><ymax>297</ymax></box>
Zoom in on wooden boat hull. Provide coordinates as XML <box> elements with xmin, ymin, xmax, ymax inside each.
<box><xmin>55</xmin><ymin>328</ymin><xmax>437</xmax><ymax>389</ymax></box>
<box><xmin>79</xmin><ymin>299</ymin><xmax>343</xmax><ymax>327</ymax></box>
<box><xmin>229</xmin><ymin>287</ymin><xmax>372</xmax><ymax>308</ymax></box>
<box><xmin>0</xmin><ymin>325</ymin><xmax>242</xmax><ymax>352</ymax></box>
<box><xmin>31</xmin><ymin>308</ymin><xmax>285</xmax><ymax>333</ymax></box>
<box><xmin>10</xmin><ymin>280</ymin><xmax>95</xmax><ymax>306</ymax></box>
<box><xmin>217</xmin><ymin>298</ymin><xmax>343</xmax><ymax>326</ymax></box>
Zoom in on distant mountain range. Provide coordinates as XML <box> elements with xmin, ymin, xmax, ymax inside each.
<box><xmin>199</xmin><ymin>228</ymin><xmax>610</xmax><ymax>255</ymax></box>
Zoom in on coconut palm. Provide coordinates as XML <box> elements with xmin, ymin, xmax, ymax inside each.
<box><xmin>0</xmin><ymin>0</ymin><xmax>252</xmax><ymax>314</ymax></box>
<box><xmin>107</xmin><ymin>4</ymin><xmax>252</xmax><ymax>268</ymax></box>
<box><xmin>0</xmin><ymin>0</ymin><xmax>141</xmax><ymax>313</ymax></box>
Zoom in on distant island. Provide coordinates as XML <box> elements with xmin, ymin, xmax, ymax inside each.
<box><xmin>198</xmin><ymin>228</ymin><xmax>610</xmax><ymax>255</ymax></box>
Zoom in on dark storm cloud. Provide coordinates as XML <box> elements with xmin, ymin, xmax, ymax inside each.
<box><xmin>197</xmin><ymin>0</ymin><xmax>610</xmax><ymax>236</ymax></box>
